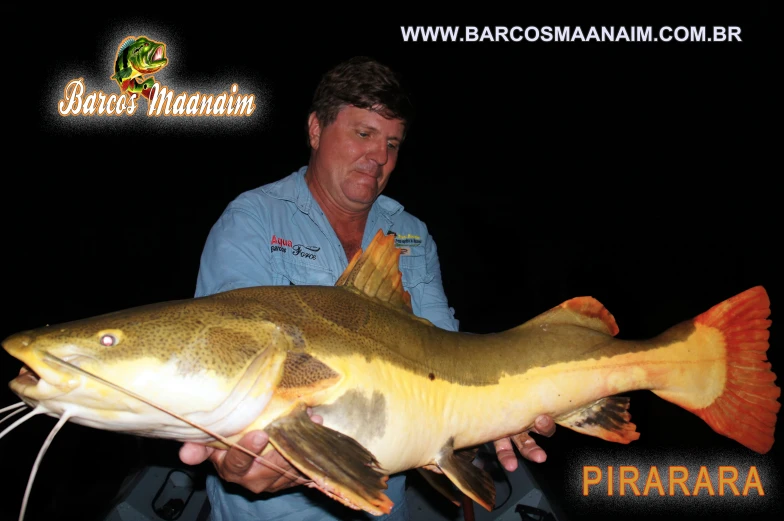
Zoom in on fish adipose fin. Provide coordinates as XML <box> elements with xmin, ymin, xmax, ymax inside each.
<box><xmin>555</xmin><ymin>396</ymin><xmax>640</xmax><ymax>443</ymax></box>
<box><xmin>516</xmin><ymin>295</ymin><xmax>620</xmax><ymax>336</ymax></box>
<box><xmin>335</xmin><ymin>229</ymin><xmax>413</xmax><ymax>314</ymax></box>
<box><xmin>654</xmin><ymin>286</ymin><xmax>780</xmax><ymax>454</ymax></box>
<box><xmin>435</xmin><ymin>438</ymin><xmax>496</xmax><ymax>512</ymax></box>
<box><xmin>265</xmin><ymin>405</ymin><xmax>393</xmax><ymax>515</ymax></box>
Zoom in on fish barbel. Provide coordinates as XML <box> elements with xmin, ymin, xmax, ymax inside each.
<box><xmin>2</xmin><ymin>229</ymin><xmax>779</xmax><ymax>519</ymax></box>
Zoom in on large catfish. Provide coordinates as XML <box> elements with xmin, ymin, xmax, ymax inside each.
<box><xmin>2</xmin><ymin>230</ymin><xmax>779</xmax><ymax>519</ymax></box>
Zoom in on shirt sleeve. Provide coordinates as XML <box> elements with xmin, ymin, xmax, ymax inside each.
<box><xmin>417</xmin><ymin>233</ymin><xmax>460</xmax><ymax>332</ymax></box>
<box><xmin>195</xmin><ymin>207</ymin><xmax>275</xmax><ymax>298</ymax></box>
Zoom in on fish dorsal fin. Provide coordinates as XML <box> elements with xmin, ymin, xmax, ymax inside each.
<box><xmin>516</xmin><ymin>296</ymin><xmax>619</xmax><ymax>336</ymax></box>
<box><xmin>335</xmin><ymin>229</ymin><xmax>413</xmax><ymax>313</ymax></box>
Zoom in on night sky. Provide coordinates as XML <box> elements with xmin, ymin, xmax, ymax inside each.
<box><xmin>4</xmin><ymin>4</ymin><xmax>780</xmax><ymax>521</ymax></box>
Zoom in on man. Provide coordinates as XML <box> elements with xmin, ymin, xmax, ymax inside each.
<box><xmin>179</xmin><ymin>56</ymin><xmax>555</xmax><ymax>520</ymax></box>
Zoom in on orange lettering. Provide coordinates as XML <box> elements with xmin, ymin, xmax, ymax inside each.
<box><xmin>719</xmin><ymin>466</ymin><xmax>740</xmax><ymax>496</ymax></box>
<box><xmin>742</xmin><ymin>466</ymin><xmax>764</xmax><ymax>496</ymax></box>
<box><xmin>583</xmin><ymin>466</ymin><xmax>602</xmax><ymax>496</ymax></box>
<box><xmin>669</xmin><ymin>466</ymin><xmax>690</xmax><ymax>496</ymax></box>
<box><xmin>620</xmin><ymin>466</ymin><xmax>640</xmax><ymax>496</ymax></box>
<box><xmin>643</xmin><ymin>466</ymin><xmax>665</xmax><ymax>496</ymax></box>
<box><xmin>608</xmin><ymin>466</ymin><xmax>613</xmax><ymax>496</ymax></box>
<box><xmin>692</xmin><ymin>466</ymin><xmax>715</xmax><ymax>496</ymax></box>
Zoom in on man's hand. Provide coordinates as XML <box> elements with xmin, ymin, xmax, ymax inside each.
<box><xmin>179</xmin><ymin>411</ymin><xmax>323</xmax><ymax>494</ymax></box>
<box><xmin>494</xmin><ymin>415</ymin><xmax>556</xmax><ymax>471</ymax></box>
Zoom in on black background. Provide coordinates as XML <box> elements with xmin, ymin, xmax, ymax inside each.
<box><xmin>4</xmin><ymin>3</ymin><xmax>780</xmax><ymax>521</ymax></box>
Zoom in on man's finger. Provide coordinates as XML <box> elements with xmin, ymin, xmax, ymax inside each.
<box><xmin>220</xmin><ymin>431</ymin><xmax>269</xmax><ymax>478</ymax></box>
<box><xmin>179</xmin><ymin>442</ymin><xmax>213</xmax><ymax>465</ymax></box>
<box><xmin>494</xmin><ymin>437</ymin><xmax>518</xmax><ymax>472</ymax></box>
<box><xmin>512</xmin><ymin>432</ymin><xmax>547</xmax><ymax>463</ymax></box>
<box><xmin>533</xmin><ymin>415</ymin><xmax>556</xmax><ymax>437</ymax></box>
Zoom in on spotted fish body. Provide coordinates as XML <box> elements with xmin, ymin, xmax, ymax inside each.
<box><xmin>110</xmin><ymin>36</ymin><xmax>167</xmax><ymax>100</ymax></box>
<box><xmin>3</xmin><ymin>230</ymin><xmax>780</xmax><ymax>516</ymax></box>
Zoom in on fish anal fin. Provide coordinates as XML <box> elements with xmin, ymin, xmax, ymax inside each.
<box><xmin>516</xmin><ymin>296</ymin><xmax>619</xmax><ymax>336</ymax></box>
<box><xmin>435</xmin><ymin>438</ymin><xmax>495</xmax><ymax>512</ymax></box>
<box><xmin>335</xmin><ymin>229</ymin><xmax>413</xmax><ymax>314</ymax></box>
<box><xmin>556</xmin><ymin>396</ymin><xmax>640</xmax><ymax>444</ymax></box>
<box><xmin>265</xmin><ymin>405</ymin><xmax>393</xmax><ymax>516</ymax></box>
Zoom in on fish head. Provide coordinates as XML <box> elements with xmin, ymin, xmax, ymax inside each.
<box><xmin>3</xmin><ymin>298</ymin><xmax>288</xmax><ymax>441</ymax></box>
<box><xmin>126</xmin><ymin>36</ymin><xmax>168</xmax><ymax>74</ymax></box>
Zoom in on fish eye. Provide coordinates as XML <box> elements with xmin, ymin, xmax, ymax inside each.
<box><xmin>100</xmin><ymin>333</ymin><xmax>118</xmax><ymax>347</ymax></box>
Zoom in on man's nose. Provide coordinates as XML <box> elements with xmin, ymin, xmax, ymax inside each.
<box><xmin>365</xmin><ymin>140</ymin><xmax>389</xmax><ymax>166</ymax></box>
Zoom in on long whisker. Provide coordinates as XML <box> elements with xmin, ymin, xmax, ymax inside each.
<box><xmin>1</xmin><ymin>405</ymin><xmax>28</xmax><ymax>427</ymax></box>
<box><xmin>19</xmin><ymin>412</ymin><xmax>71</xmax><ymax>521</ymax></box>
<box><xmin>41</xmin><ymin>353</ymin><xmax>312</xmax><ymax>485</ymax></box>
<box><xmin>0</xmin><ymin>407</ymin><xmax>45</xmax><ymax>441</ymax></box>
<box><xmin>1</xmin><ymin>402</ymin><xmax>27</xmax><ymax>414</ymax></box>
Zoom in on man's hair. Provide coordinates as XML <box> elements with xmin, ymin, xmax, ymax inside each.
<box><xmin>308</xmin><ymin>56</ymin><xmax>414</xmax><ymax>144</ymax></box>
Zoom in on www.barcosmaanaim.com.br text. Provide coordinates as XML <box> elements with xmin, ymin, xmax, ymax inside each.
<box><xmin>400</xmin><ymin>26</ymin><xmax>742</xmax><ymax>43</ymax></box>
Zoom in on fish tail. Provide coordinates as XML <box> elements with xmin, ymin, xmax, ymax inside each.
<box><xmin>653</xmin><ymin>286</ymin><xmax>780</xmax><ymax>453</ymax></box>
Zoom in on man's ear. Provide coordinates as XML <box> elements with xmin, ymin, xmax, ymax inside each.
<box><xmin>307</xmin><ymin>112</ymin><xmax>321</xmax><ymax>150</ymax></box>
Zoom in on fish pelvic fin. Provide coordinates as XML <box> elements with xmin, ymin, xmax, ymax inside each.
<box><xmin>654</xmin><ymin>286</ymin><xmax>780</xmax><ymax>454</ymax></box>
<box><xmin>435</xmin><ymin>437</ymin><xmax>496</xmax><ymax>512</ymax></box>
<box><xmin>415</xmin><ymin>467</ymin><xmax>462</xmax><ymax>507</ymax></box>
<box><xmin>335</xmin><ymin>229</ymin><xmax>413</xmax><ymax>314</ymax></box>
<box><xmin>514</xmin><ymin>296</ymin><xmax>619</xmax><ymax>336</ymax></box>
<box><xmin>555</xmin><ymin>396</ymin><xmax>640</xmax><ymax>444</ymax></box>
<box><xmin>265</xmin><ymin>404</ymin><xmax>393</xmax><ymax>516</ymax></box>
<box><xmin>415</xmin><ymin>447</ymin><xmax>482</xmax><ymax>507</ymax></box>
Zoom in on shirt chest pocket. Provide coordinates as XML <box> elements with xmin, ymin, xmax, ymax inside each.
<box><xmin>399</xmin><ymin>253</ymin><xmax>433</xmax><ymax>290</ymax></box>
<box><xmin>270</xmin><ymin>253</ymin><xmax>335</xmax><ymax>286</ymax></box>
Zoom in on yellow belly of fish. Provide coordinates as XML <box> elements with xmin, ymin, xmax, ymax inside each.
<box><xmin>311</xmin><ymin>326</ymin><xmax>726</xmax><ymax>475</ymax></box>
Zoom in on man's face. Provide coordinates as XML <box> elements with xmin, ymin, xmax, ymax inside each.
<box><xmin>308</xmin><ymin>105</ymin><xmax>404</xmax><ymax>212</ymax></box>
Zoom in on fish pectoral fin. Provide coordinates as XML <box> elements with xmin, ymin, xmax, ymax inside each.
<box><xmin>435</xmin><ymin>438</ymin><xmax>496</xmax><ymax>512</ymax></box>
<box><xmin>556</xmin><ymin>396</ymin><xmax>640</xmax><ymax>444</ymax></box>
<box><xmin>265</xmin><ymin>405</ymin><xmax>393</xmax><ymax>516</ymax></box>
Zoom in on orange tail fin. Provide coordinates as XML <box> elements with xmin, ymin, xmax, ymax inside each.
<box><xmin>661</xmin><ymin>286</ymin><xmax>779</xmax><ymax>453</ymax></box>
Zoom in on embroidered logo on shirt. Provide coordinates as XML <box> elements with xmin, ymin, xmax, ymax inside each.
<box><xmin>394</xmin><ymin>233</ymin><xmax>422</xmax><ymax>247</ymax></box>
<box><xmin>292</xmin><ymin>244</ymin><xmax>320</xmax><ymax>260</ymax></box>
<box><xmin>391</xmin><ymin>233</ymin><xmax>421</xmax><ymax>256</ymax></box>
<box><xmin>271</xmin><ymin>234</ymin><xmax>292</xmax><ymax>253</ymax></box>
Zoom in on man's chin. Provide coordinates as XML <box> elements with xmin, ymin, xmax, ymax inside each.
<box><xmin>344</xmin><ymin>194</ymin><xmax>378</xmax><ymax>208</ymax></box>
<box><xmin>342</xmin><ymin>183</ymin><xmax>380</xmax><ymax>206</ymax></box>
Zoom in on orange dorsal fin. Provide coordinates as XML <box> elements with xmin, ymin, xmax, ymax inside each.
<box><xmin>335</xmin><ymin>229</ymin><xmax>413</xmax><ymax>313</ymax></box>
<box><xmin>515</xmin><ymin>296</ymin><xmax>619</xmax><ymax>336</ymax></box>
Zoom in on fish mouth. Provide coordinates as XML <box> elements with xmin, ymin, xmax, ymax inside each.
<box><xmin>139</xmin><ymin>45</ymin><xmax>167</xmax><ymax>72</ymax></box>
<box><xmin>9</xmin><ymin>355</ymin><xmax>93</xmax><ymax>402</ymax></box>
<box><xmin>10</xmin><ymin>364</ymin><xmax>64</xmax><ymax>403</ymax></box>
<box><xmin>15</xmin><ymin>364</ymin><xmax>40</xmax><ymax>385</ymax></box>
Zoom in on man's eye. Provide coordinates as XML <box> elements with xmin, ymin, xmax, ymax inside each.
<box><xmin>357</xmin><ymin>132</ymin><xmax>368</xmax><ymax>138</ymax></box>
<box><xmin>388</xmin><ymin>142</ymin><xmax>398</xmax><ymax>150</ymax></box>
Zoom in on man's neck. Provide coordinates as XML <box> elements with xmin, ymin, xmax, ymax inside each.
<box><xmin>306</xmin><ymin>169</ymin><xmax>370</xmax><ymax>260</ymax></box>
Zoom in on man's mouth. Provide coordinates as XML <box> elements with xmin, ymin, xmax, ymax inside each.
<box><xmin>354</xmin><ymin>169</ymin><xmax>380</xmax><ymax>179</ymax></box>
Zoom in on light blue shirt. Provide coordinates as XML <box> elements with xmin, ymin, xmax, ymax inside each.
<box><xmin>194</xmin><ymin>165</ymin><xmax>459</xmax><ymax>520</ymax></box>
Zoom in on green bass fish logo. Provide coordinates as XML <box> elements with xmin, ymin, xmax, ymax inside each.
<box><xmin>58</xmin><ymin>34</ymin><xmax>256</xmax><ymax>118</ymax></box>
<box><xmin>110</xmin><ymin>36</ymin><xmax>168</xmax><ymax>100</ymax></box>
